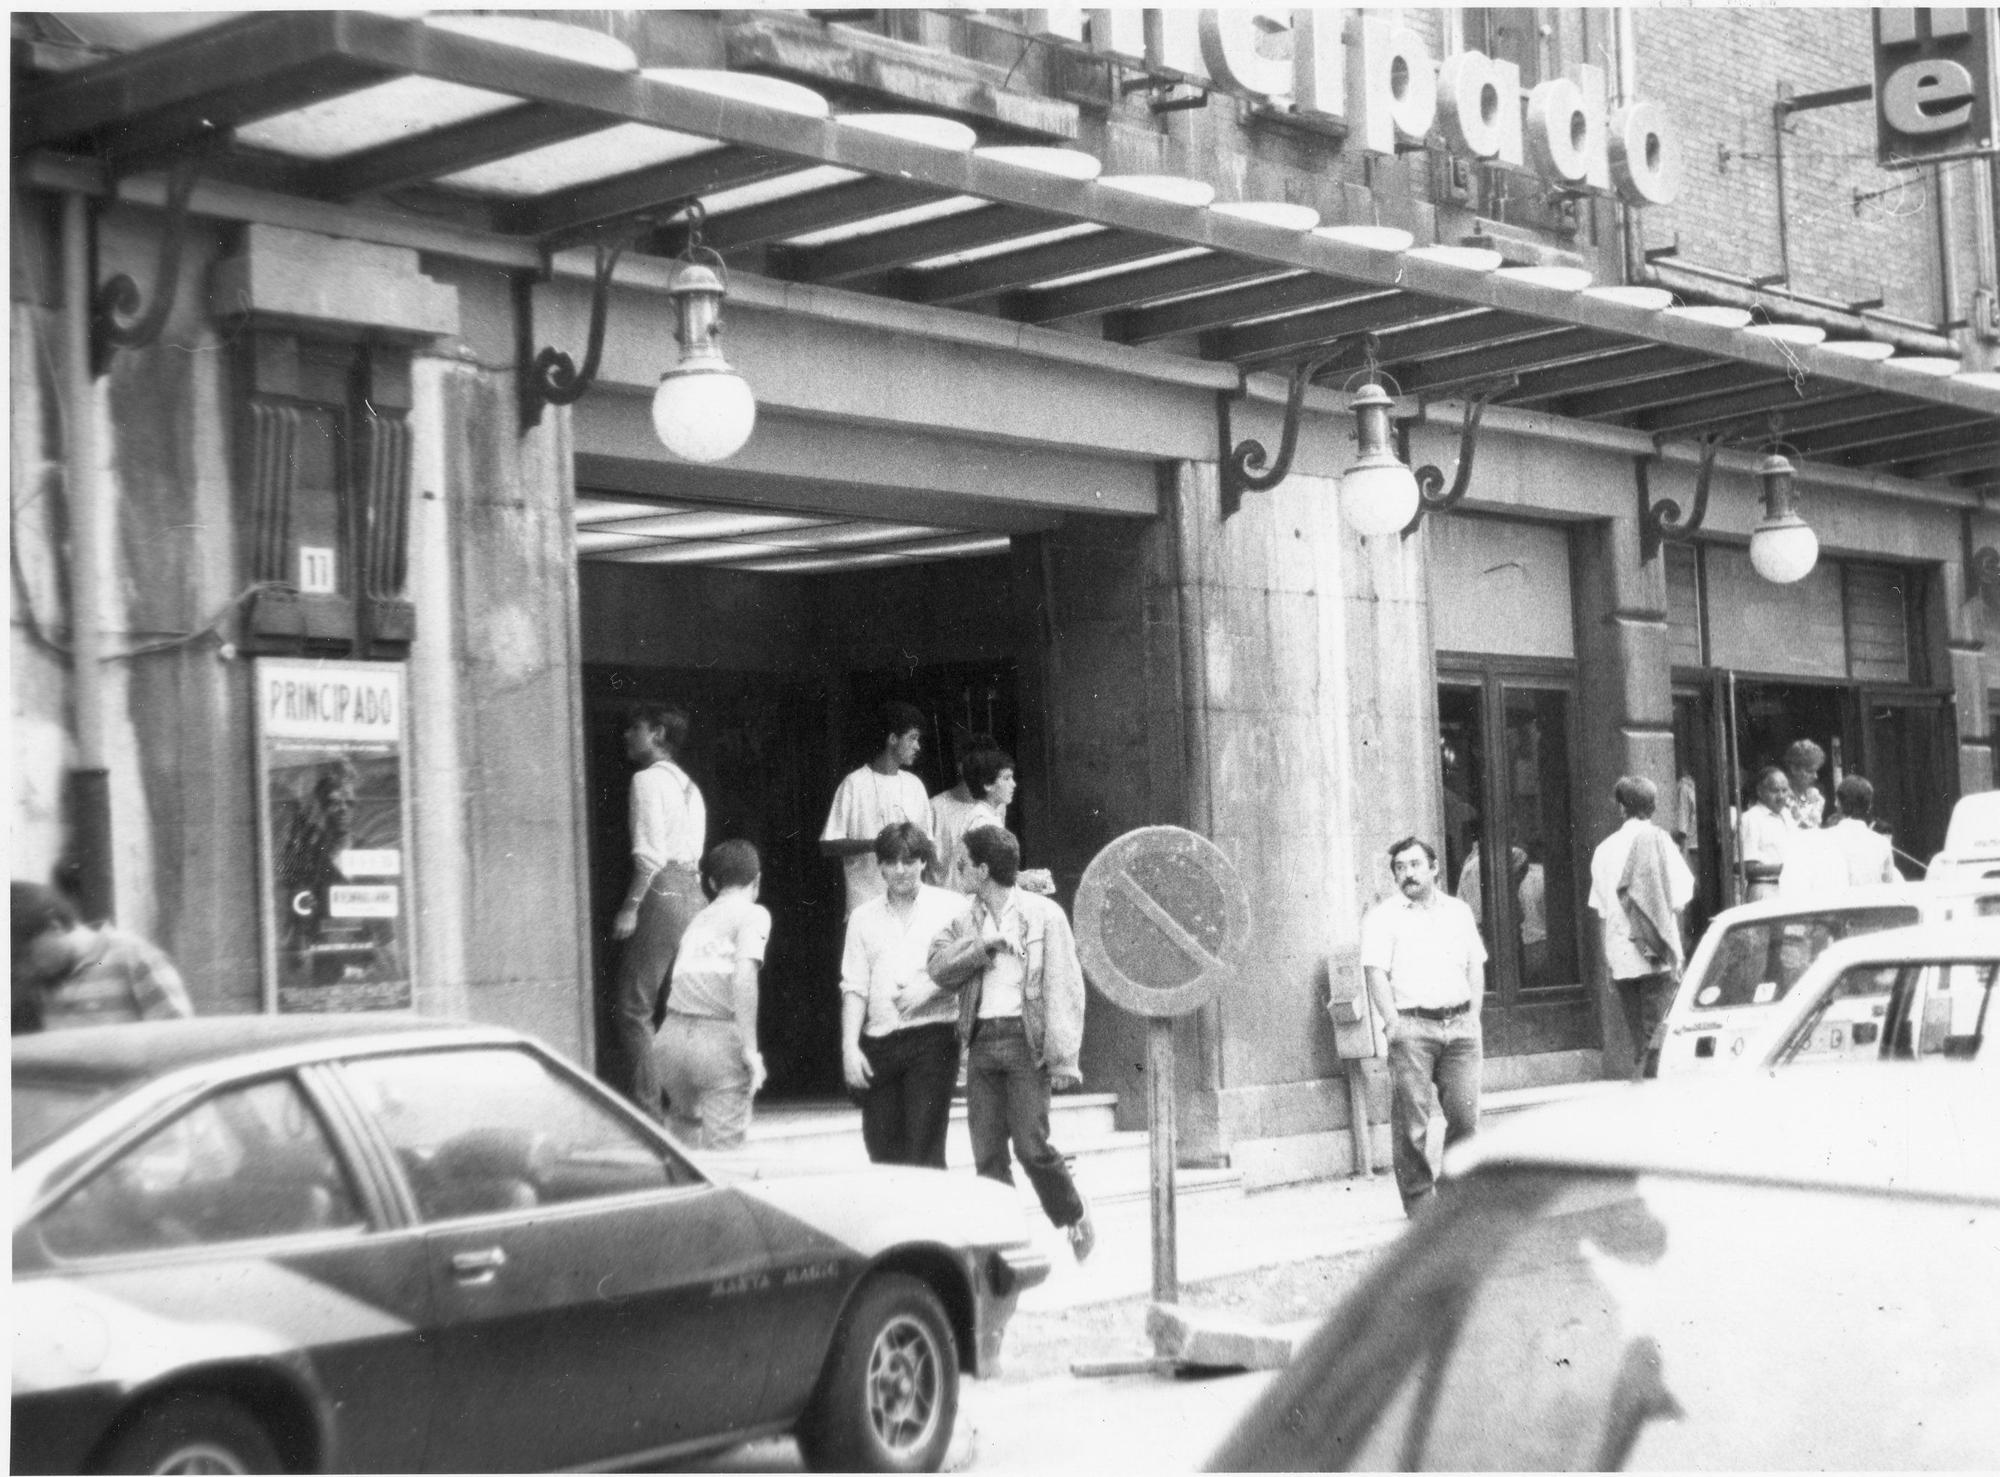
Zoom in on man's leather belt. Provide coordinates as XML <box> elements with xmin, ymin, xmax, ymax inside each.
<box><xmin>1403</xmin><ymin>1001</ymin><xmax>1472</xmax><ymax>1022</ymax></box>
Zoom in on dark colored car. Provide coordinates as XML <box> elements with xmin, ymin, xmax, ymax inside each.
<box><xmin>12</xmin><ymin>1015</ymin><xmax>1047</xmax><ymax>1473</ymax></box>
<box><xmin>1210</xmin><ymin>1066</ymin><xmax>2000</xmax><ymax>1470</ymax></box>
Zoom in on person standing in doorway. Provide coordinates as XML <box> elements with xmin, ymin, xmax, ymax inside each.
<box><xmin>1782</xmin><ymin>739</ymin><xmax>1828</xmax><ymax>830</ymax></box>
<box><xmin>611</xmin><ymin>702</ymin><xmax>707</xmax><ymax>1120</ymax></box>
<box><xmin>1738</xmin><ymin>766</ymin><xmax>1793</xmax><ymax>901</ymax></box>
<box><xmin>821</xmin><ymin>701</ymin><xmax>933</xmax><ymax>917</ymax></box>
<box><xmin>928</xmin><ymin>732</ymin><xmax>997</xmax><ymax>888</ymax></box>
<box><xmin>11</xmin><ymin>881</ymin><xmax>194</xmax><ymax>1032</ymax></box>
<box><xmin>654</xmin><ymin>841</ymin><xmax>770</xmax><ymax>1150</ymax></box>
<box><xmin>1827</xmin><ymin>775</ymin><xmax>1901</xmax><ymax>885</ymax></box>
<box><xmin>839</xmin><ymin>822</ymin><xmax>965</xmax><ymax>1167</ymax></box>
<box><xmin>1360</xmin><ymin>837</ymin><xmax>1487</xmax><ymax>1217</ymax></box>
<box><xmin>923</xmin><ymin>825</ymin><xmax>1095</xmax><ymax>1260</ymax></box>
<box><xmin>1588</xmin><ymin>778</ymin><xmax>1695</xmax><ymax>1079</ymax></box>
<box><xmin>933</xmin><ymin>746</ymin><xmax>1015</xmax><ymax>892</ymax></box>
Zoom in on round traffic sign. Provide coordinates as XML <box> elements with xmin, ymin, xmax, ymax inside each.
<box><xmin>1073</xmin><ymin>826</ymin><xmax>1248</xmax><ymax>1017</ymax></box>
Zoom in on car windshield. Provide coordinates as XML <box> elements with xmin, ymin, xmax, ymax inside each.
<box><xmin>13</xmin><ymin>1079</ymin><xmax>119</xmax><ymax>1162</ymax></box>
<box><xmin>1691</xmin><ymin>905</ymin><xmax>1918</xmax><ymax>1010</ymax></box>
<box><xmin>1775</xmin><ymin>959</ymin><xmax>1996</xmax><ymax>1067</ymax></box>
<box><xmin>1214</xmin><ymin>1167</ymin><xmax>2000</xmax><ymax>1470</ymax></box>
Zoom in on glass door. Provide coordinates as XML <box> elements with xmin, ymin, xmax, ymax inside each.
<box><xmin>1438</xmin><ymin>661</ymin><xmax>1593</xmax><ymax>1058</ymax></box>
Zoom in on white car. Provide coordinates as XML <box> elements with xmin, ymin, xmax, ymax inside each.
<box><xmin>1212</xmin><ymin>1064</ymin><xmax>2000</xmax><ymax>1470</ymax></box>
<box><xmin>1652</xmin><ymin>880</ymin><xmax>2000</xmax><ymax>1077</ymax></box>
<box><xmin>1756</xmin><ymin>921</ymin><xmax>2000</xmax><ymax>1070</ymax></box>
<box><xmin>1926</xmin><ymin>789</ymin><xmax>2000</xmax><ymax>886</ymax></box>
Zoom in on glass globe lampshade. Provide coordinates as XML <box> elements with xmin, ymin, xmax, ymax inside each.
<box><xmin>1340</xmin><ymin>382</ymin><xmax>1421</xmax><ymax>536</ymax></box>
<box><xmin>651</xmin><ymin>258</ymin><xmax>756</xmax><ymax>463</ymax></box>
<box><xmin>1747</xmin><ymin>451</ymin><xmax>1818</xmax><ymax>584</ymax></box>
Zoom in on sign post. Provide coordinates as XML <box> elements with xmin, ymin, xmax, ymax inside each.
<box><xmin>1073</xmin><ymin>825</ymin><xmax>1249</xmax><ymax>1340</ymax></box>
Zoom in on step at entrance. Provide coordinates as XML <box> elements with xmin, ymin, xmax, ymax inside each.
<box><xmin>743</xmin><ymin>1094</ymin><xmax>1243</xmax><ymax>1208</ymax></box>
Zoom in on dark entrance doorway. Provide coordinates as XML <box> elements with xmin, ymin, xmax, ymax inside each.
<box><xmin>582</xmin><ymin>658</ymin><xmax>1022</xmax><ymax>1102</ymax></box>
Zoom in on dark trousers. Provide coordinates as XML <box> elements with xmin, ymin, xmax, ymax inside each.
<box><xmin>966</xmin><ymin>1016</ymin><xmax>1084</xmax><ymax>1230</ymax></box>
<box><xmin>613</xmin><ymin>865</ymin><xmax>704</xmax><ymax>1120</ymax></box>
<box><xmin>1387</xmin><ymin>1011</ymin><xmax>1483</xmax><ymax>1216</ymax></box>
<box><xmin>857</xmin><ymin>1023</ymin><xmax>960</xmax><ymax>1169</ymax></box>
<box><xmin>1614</xmin><ymin>970</ymin><xmax>1678</xmax><ymax>1078</ymax></box>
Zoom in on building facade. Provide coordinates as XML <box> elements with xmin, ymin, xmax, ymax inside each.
<box><xmin>13</xmin><ymin>8</ymin><xmax>1999</xmax><ymax>1182</ymax></box>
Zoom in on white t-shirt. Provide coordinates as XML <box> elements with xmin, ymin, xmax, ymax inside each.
<box><xmin>630</xmin><ymin>761</ymin><xmax>705</xmax><ymax>871</ymax></box>
<box><xmin>840</xmin><ymin>884</ymin><xmax>965</xmax><ymax>1035</ymax></box>
<box><xmin>932</xmin><ymin>795</ymin><xmax>1004</xmax><ymax>892</ymax></box>
<box><xmin>1830</xmin><ymin>818</ymin><xmax>1900</xmax><ymax>887</ymax></box>
<box><xmin>823</xmin><ymin>765</ymin><xmax>932</xmax><ymax>915</ymax></box>
<box><xmin>973</xmin><ymin>892</ymin><xmax>1029</xmax><ymax>1019</ymax></box>
<box><xmin>664</xmin><ymin>892</ymin><xmax>771</xmax><ymax>1021</ymax></box>
<box><xmin>1588</xmin><ymin>818</ymin><xmax>1695</xmax><ymax>980</ymax></box>
<box><xmin>1358</xmin><ymin>891</ymin><xmax>1487</xmax><ymax>1010</ymax></box>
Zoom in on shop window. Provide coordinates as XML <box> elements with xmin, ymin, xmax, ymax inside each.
<box><xmin>1843</xmin><ymin>563</ymin><xmax>1917</xmax><ymax>685</ymax></box>
<box><xmin>1440</xmin><ymin>660</ymin><xmax>1591</xmax><ymax>1056</ymax></box>
<box><xmin>234</xmin><ymin>329</ymin><xmax>415</xmax><ymax>658</ymax></box>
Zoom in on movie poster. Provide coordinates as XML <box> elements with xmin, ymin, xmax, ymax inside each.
<box><xmin>255</xmin><ymin>659</ymin><xmax>414</xmax><ymax>1012</ymax></box>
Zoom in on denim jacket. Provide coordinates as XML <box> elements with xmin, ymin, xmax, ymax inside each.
<box><xmin>926</xmin><ymin>889</ymin><xmax>1087</xmax><ymax>1083</ymax></box>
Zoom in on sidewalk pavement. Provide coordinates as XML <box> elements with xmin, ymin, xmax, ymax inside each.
<box><xmin>1011</xmin><ymin>1168</ymin><xmax>1410</xmax><ymax>1315</ymax></box>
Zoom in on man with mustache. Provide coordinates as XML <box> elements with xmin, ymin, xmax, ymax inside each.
<box><xmin>1360</xmin><ymin>836</ymin><xmax>1488</xmax><ymax>1216</ymax></box>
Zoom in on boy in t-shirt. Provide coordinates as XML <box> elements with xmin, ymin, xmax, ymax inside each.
<box><xmin>653</xmin><ymin>841</ymin><xmax>770</xmax><ymax>1150</ymax></box>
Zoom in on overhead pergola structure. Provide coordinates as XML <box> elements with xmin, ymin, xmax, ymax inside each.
<box><xmin>20</xmin><ymin>10</ymin><xmax>2000</xmax><ymax>500</ymax></box>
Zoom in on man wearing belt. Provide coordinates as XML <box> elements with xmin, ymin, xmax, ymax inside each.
<box><xmin>921</xmin><ymin>825</ymin><xmax>1095</xmax><ymax>1261</ymax></box>
<box><xmin>1360</xmin><ymin>835</ymin><xmax>1488</xmax><ymax>1216</ymax></box>
<box><xmin>611</xmin><ymin>701</ymin><xmax>707</xmax><ymax>1119</ymax></box>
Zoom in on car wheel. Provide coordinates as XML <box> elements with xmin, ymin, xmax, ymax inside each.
<box><xmin>797</xmin><ymin>1272</ymin><xmax>959</xmax><ymax>1473</ymax></box>
<box><xmin>97</xmin><ymin>1394</ymin><xmax>285</xmax><ymax>1475</ymax></box>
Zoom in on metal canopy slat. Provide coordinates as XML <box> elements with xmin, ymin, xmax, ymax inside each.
<box><xmin>1857</xmin><ymin>422</ymin><xmax>2000</xmax><ymax>467</ymax></box>
<box><xmin>1638</xmin><ymin>382</ymin><xmax>1869</xmax><ymax>439</ymax></box>
<box><xmin>1373</xmin><ymin>313</ymin><xmax>1575</xmax><ymax>369</ymax></box>
<box><xmin>1906</xmin><ymin>443</ymin><xmax>2000</xmax><ymax>479</ymax></box>
<box><xmin>1110</xmin><ymin>276</ymin><xmax>1379</xmax><ymax>346</ymax></box>
<box><xmin>305</xmin><ymin>100</ymin><xmax>611</xmax><ymax>200</ymax></box>
<box><xmin>1501</xmin><ymin>345</ymin><xmax>1713</xmax><ymax>404</ymax></box>
<box><xmin>701</xmin><ymin>175</ymin><xmax>953</xmax><ymax>252</ymax></box>
<box><xmin>772</xmin><ymin>203</ymin><xmax>1072</xmax><ymax>284</ymax></box>
<box><xmin>1205</xmin><ymin>293</ymin><xmax>1464</xmax><ymax>364</ymax></box>
<box><xmin>1402</xmin><ymin>327</ymin><xmax>1634</xmax><ymax>395</ymax></box>
<box><xmin>1785</xmin><ymin>405</ymin><xmax>1986</xmax><ymax>457</ymax></box>
<box><xmin>1014</xmin><ymin>255</ymin><xmax>1285</xmax><ymax>324</ymax></box>
<box><xmin>499</xmin><ymin>146</ymin><xmax>797</xmax><ymax>239</ymax></box>
<box><xmin>1561</xmin><ymin>361</ymin><xmax>1791</xmax><ymax>421</ymax></box>
<box><xmin>903</xmin><ymin>229</ymin><xmax>1179</xmax><ymax>307</ymax></box>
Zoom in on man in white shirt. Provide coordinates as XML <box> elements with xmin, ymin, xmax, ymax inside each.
<box><xmin>821</xmin><ymin>701</ymin><xmax>933</xmax><ymax>916</ymax></box>
<box><xmin>1588</xmin><ymin>777</ymin><xmax>1695</xmax><ymax>1078</ymax></box>
<box><xmin>839</xmin><ymin>822</ymin><xmax>967</xmax><ymax>1168</ymax></box>
<box><xmin>1827</xmin><ymin>774</ymin><xmax>1901</xmax><ymax>886</ymax></box>
<box><xmin>1361</xmin><ymin>836</ymin><xmax>1487</xmax><ymax>1216</ymax></box>
<box><xmin>611</xmin><ymin>702</ymin><xmax>707</xmax><ymax>1119</ymax></box>
<box><xmin>1738</xmin><ymin>766</ymin><xmax>1793</xmax><ymax>901</ymax></box>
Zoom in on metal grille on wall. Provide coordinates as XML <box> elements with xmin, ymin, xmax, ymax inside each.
<box><xmin>19</xmin><ymin>10</ymin><xmax>1999</xmax><ymax>498</ymax></box>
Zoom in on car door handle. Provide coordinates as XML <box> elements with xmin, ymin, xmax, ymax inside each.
<box><xmin>450</xmin><ymin>1247</ymin><xmax>507</xmax><ymax>1284</ymax></box>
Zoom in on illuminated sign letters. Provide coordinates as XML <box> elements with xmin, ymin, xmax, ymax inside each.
<box><xmin>1874</xmin><ymin>7</ymin><xmax>1999</xmax><ymax>165</ymax></box>
<box><xmin>1129</xmin><ymin>9</ymin><xmax>1682</xmax><ymax>206</ymax></box>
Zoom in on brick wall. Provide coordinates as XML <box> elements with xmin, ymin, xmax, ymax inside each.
<box><xmin>1633</xmin><ymin>7</ymin><xmax>1976</xmax><ymax>327</ymax></box>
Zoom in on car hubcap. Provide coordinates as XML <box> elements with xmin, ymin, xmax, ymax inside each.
<box><xmin>865</xmin><ymin>1313</ymin><xmax>941</xmax><ymax>1455</ymax></box>
<box><xmin>154</xmin><ymin>1444</ymin><xmax>250</xmax><ymax>1475</ymax></box>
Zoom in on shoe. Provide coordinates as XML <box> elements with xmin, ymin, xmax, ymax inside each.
<box><xmin>1066</xmin><ymin>1204</ymin><xmax>1096</xmax><ymax>1263</ymax></box>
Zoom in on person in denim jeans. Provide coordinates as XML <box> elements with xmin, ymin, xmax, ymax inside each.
<box><xmin>1360</xmin><ymin>836</ymin><xmax>1488</xmax><ymax>1215</ymax></box>
<box><xmin>919</xmin><ymin>825</ymin><xmax>1095</xmax><ymax>1261</ymax></box>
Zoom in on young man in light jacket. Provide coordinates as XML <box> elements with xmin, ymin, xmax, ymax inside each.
<box><xmin>913</xmin><ymin>824</ymin><xmax>1094</xmax><ymax>1261</ymax></box>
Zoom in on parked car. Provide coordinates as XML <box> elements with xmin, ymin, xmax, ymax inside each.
<box><xmin>1926</xmin><ymin>789</ymin><xmax>2000</xmax><ymax>886</ymax></box>
<box><xmin>1651</xmin><ymin>878</ymin><xmax>2000</xmax><ymax>1077</ymax></box>
<box><xmin>12</xmin><ymin>1015</ymin><xmax>1048</xmax><ymax>1474</ymax></box>
<box><xmin>1755</xmin><ymin>921</ymin><xmax>2000</xmax><ymax>1070</ymax></box>
<box><xmin>1209</xmin><ymin>1066</ymin><xmax>2000</xmax><ymax>1470</ymax></box>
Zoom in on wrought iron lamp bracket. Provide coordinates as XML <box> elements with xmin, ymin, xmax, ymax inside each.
<box><xmin>1637</xmin><ymin>434</ymin><xmax>1722</xmax><ymax>564</ymax></box>
<box><xmin>1964</xmin><ymin>507</ymin><xmax>2000</xmax><ymax>600</ymax></box>
<box><xmin>90</xmin><ymin>140</ymin><xmax>213</xmax><ymax>377</ymax></box>
<box><xmin>1216</xmin><ymin>349</ymin><xmax>1345</xmax><ymax>521</ymax></box>
<box><xmin>517</xmin><ymin>239</ymin><xmax>627</xmax><ymax>432</ymax></box>
<box><xmin>1398</xmin><ymin>377</ymin><xmax>1514</xmax><ymax>540</ymax></box>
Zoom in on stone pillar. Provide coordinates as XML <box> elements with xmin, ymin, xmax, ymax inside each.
<box><xmin>1942</xmin><ymin>515</ymin><xmax>1996</xmax><ymax>797</ymax></box>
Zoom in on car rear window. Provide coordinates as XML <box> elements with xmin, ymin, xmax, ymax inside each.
<box><xmin>1693</xmin><ymin>905</ymin><xmax>1919</xmax><ymax>1009</ymax></box>
<box><xmin>1217</xmin><ymin>1168</ymin><xmax>2000</xmax><ymax>1470</ymax></box>
<box><xmin>13</xmin><ymin>1080</ymin><xmax>118</xmax><ymax>1161</ymax></box>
